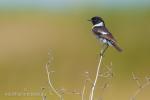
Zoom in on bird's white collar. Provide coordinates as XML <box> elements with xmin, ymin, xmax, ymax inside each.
<box><xmin>94</xmin><ymin>22</ymin><xmax>104</xmax><ymax>27</ymax></box>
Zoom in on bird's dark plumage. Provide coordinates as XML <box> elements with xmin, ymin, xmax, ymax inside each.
<box><xmin>89</xmin><ymin>16</ymin><xmax>122</xmax><ymax>52</ymax></box>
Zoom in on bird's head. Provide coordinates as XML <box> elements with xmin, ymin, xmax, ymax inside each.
<box><xmin>88</xmin><ymin>16</ymin><xmax>105</xmax><ymax>26</ymax></box>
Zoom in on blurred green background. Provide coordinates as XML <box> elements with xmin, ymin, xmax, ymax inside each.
<box><xmin>0</xmin><ymin>0</ymin><xmax>150</xmax><ymax>100</ymax></box>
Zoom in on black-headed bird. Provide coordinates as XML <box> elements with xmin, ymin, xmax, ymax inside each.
<box><xmin>88</xmin><ymin>16</ymin><xmax>122</xmax><ymax>54</ymax></box>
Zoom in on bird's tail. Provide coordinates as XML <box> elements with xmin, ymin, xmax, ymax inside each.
<box><xmin>112</xmin><ymin>43</ymin><xmax>123</xmax><ymax>52</ymax></box>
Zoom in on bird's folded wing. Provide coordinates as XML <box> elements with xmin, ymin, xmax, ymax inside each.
<box><xmin>100</xmin><ymin>34</ymin><xmax>116</xmax><ymax>43</ymax></box>
<box><xmin>97</xmin><ymin>27</ymin><xmax>117</xmax><ymax>43</ymax></box>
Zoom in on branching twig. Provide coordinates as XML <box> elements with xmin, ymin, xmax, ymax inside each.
<box><xmin>131</xmin><ymin>72</ymin><xmax>150</xmax><ymax>100</ymax></box>
<box><xmin>82</xmin><ymin>72</ymin><xmax>91</xmax><ymax>100</ymax></box>
<box><xmin>44</xmin><ymin>46</ymin><xmax>112</xmax><ymax>100</ymax></box>
<box><xmin>44</xmin><ymin>51</ymin><xmax>63</xmax><ymax>100</ymax></box>
<box><xmin>44</xmin><ymin>51</ymin><xmax>84</xmax><ymax>100</ymax></box>
<box><xmin>99</xmin><ymin>68</ymin><xmax>113</xmax><ymax>78</ymax></box>
<box><xmin>45</xmin><ymin>63</ymin><xmax>63</xmax><ymax>100</ymax></box>
<box><xmin>97</xmin><ymin>62</ymin><xmax>113</xmax><ymax>100</ymax></box>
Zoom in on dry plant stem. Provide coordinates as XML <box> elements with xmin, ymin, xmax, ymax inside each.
<box><xmin>45</xmin><ymin>64</ymin><xmax>63</xmax><ymax>100</ymax></box>
<box><xmin>42</xmin><ymin>95</ymin><xmax>46</xmax><ymax>100</ymax></box>
<box><xmin>41</xmin><ymin>88</ymin><xmax>46</xmax><ymax>100</ymax></box>
<box><xmin>82</xmin><ymin>79</ymin><xmax>88</xmax><ymax>100</ymax></box>
<box><xmin>132</xmin><ymin>72</ymin><xmax>141</xmax><ymax>88</ymax></box>
<box><xmin>89</xmin><ymin>55</ymin><xmax>103</xmax><ymax>100</ymax></box>
<box><xmin>131</xmin><ymin>73</ymin><xmax>150</xmax><ymax>100</ymax></box>
<box><xmin>89</xmin><ymin>45</ymin><xmax>108</xmax><ymax>100</ymax></box>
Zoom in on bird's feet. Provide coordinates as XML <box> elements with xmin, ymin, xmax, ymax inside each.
<box><xmin>100</xmin><ymin>51</ymin><xmax>104</xmax><ymax>56</ymax></box>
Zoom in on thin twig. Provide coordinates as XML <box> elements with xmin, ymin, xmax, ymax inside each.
<box><xmin>45</xmin><ymin>64</ymin><xmax>63</xmax><ymax>100</ymax></box>
<box><xmin>89</xmin><ymin>55</ymin><xmax>103</xmax><ymax>100</ymax></box>
<box><xmin>98</xmin><ymin>83</ymin><xmax>109</xmax><ymax>100</ymax></box>
<box><xmin>41</xmin><ymin>88</ymin><xmax>46</xmax><ymax>100</ymax></box>
<box><xmin>89</xmin><ymin>44</ymin><xmax>108</xmax><ymax>100</ymax></box>
<box><xmin>97</xmin><ymin>62</ymin><xmax>113</xmax><ymax>100</ymax></box>
<box><xmin>99</xmin><ymin>62</ymin><xmax>113</xmax><ymax>78</ymax></box>
<box><xmin>132</xmin><ymin>72</ymin><xmax>141</xmax><ymax>88</ymax></box>
<box><xmin>42</xmin><ymin>94</ymin><xmax>46</xmax><ymax>100</ymax></box>
<box><xmin>131</xmin><ymin>73</ymin><xmax>150</xmax><ymax>100</ymax></box>
<box><xmin>81</xmin><ymin>79</ymin><xmax>88</xmax><ymax>100</ymax></box>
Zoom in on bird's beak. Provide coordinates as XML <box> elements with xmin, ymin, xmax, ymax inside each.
<box><xmin>88</xmin><ymin>19</ymin><xmax>91</xmax><ymax>21</ymax></box>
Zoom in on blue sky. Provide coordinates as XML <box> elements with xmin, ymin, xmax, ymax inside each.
<box><xmin>0</xmin><ymin>0</ymin><xmax>149</xmax><ymax>9</ymax></box>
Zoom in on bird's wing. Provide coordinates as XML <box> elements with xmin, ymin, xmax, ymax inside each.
<box><xmin>94</xmin><ymin>26</ymin><xmax>117</xmax><ymax>43</ymax></box>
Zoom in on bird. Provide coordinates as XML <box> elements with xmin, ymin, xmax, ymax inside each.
<box><xmin>88</xmin><ymin>16</ymin><xmax>122</xmax><ymax>54</ymax></box>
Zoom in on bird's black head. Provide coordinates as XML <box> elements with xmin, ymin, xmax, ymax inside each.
<box><xmin>89</xmin><ymin>16</ymin><xmax>104</xmax><ymax>25</ymax></box>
